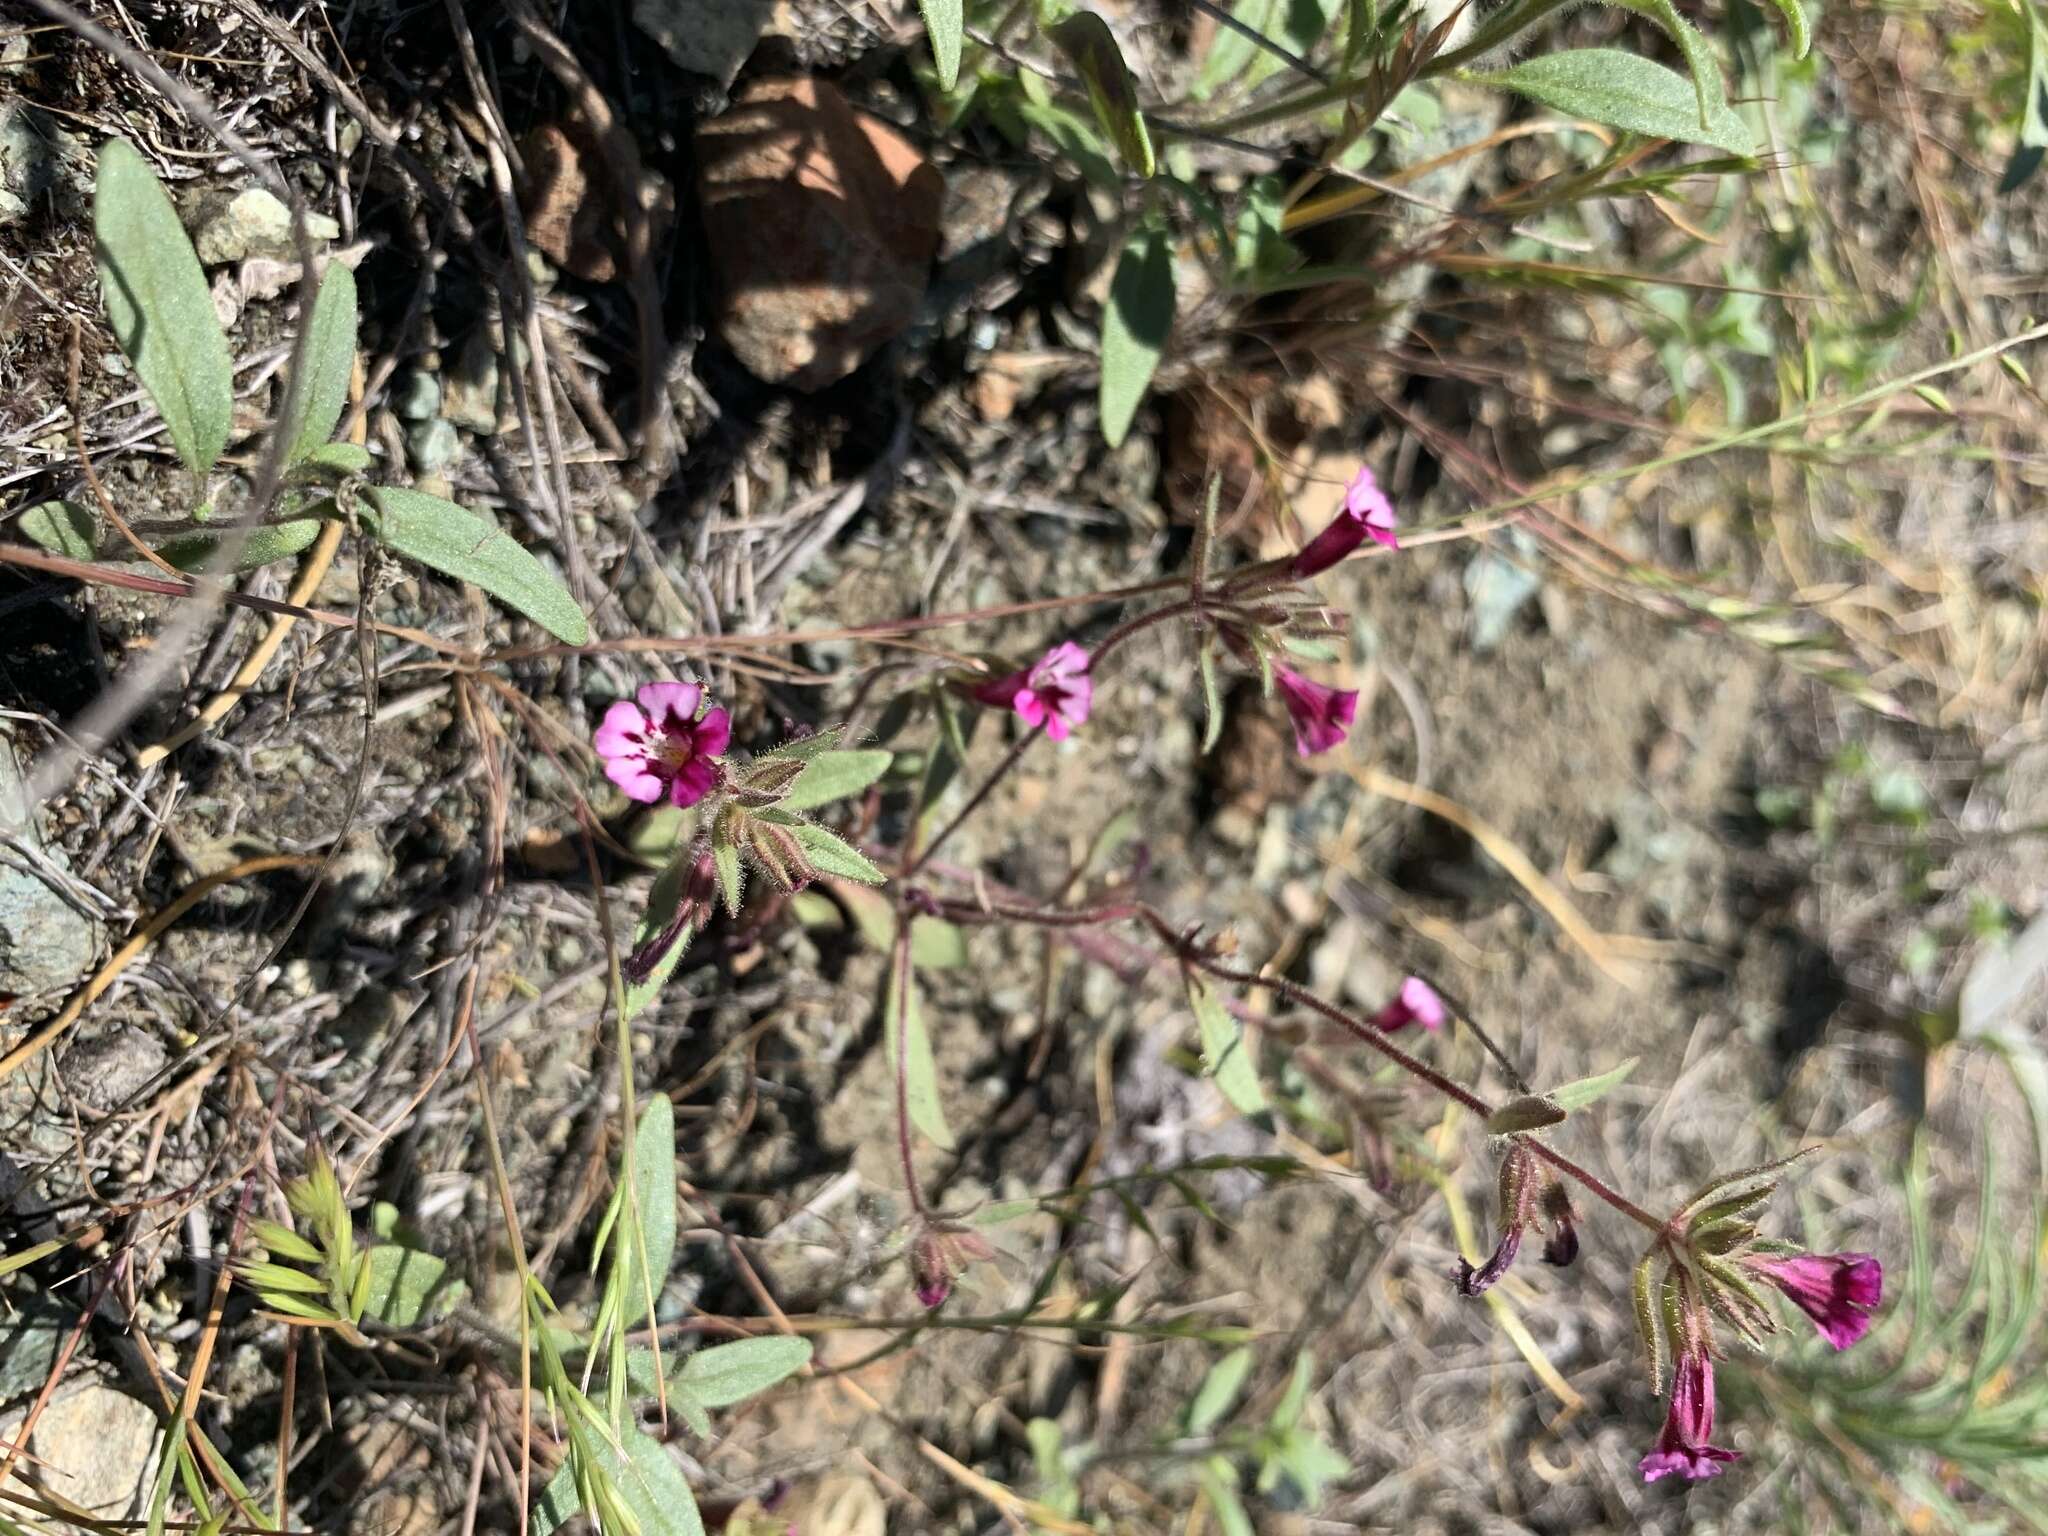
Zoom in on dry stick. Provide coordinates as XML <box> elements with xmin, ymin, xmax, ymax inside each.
<box><xmin>0</xmin><ymin>544</ymin><xmax>475</xmax><ymax>658</ymax></box>
<box><xmin>0</xmin><ymin>852</ymin><xmax>318</xmax><ymax>1087</ymax></box>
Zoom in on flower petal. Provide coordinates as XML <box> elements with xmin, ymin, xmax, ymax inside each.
<box><xmin>692</xmin><ymin>706</ymin><xmax>733</xmax><ymax>758</ymax></box>
<box><xmin>606</xmin><ymin>759</ymin><xmax>665</xmax><ymax>803</ymax></box>
<box><xmin>637</xmin><ymin>680</ymin><xmax>703</xmax><ymax>728</ymax></box>
<box><xmin>593</xmin><ymin>701</ymin><xmax>650</xmax><ymax>760</ymax></box>
<box><xmin>667</xmin><ymin>756</ymin><xmax>719</xmax><ymax>809</ymax></box>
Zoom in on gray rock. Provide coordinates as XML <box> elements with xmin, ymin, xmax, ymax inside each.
<box><xmin>0</xmin><ymin>98</ymin><xmax>86</xmax><ymax>227</ymax></box>
<box><xmin>394</xmin><ymin>370</ymin><xmax>441</xmax><ymax>422</ymax></box>
<box><xmin>405</xmin><ymin>417</ymin><xmax>460</xmax><ymax>473</ymax></box>
<box><xmin>191</xmin><ymin>188</ymin><xmax>340</xmax><ymax>266</ymax></box>
<box><xmin>0</xmin><ymin>1382</ymin><xmax>158</xmax><ymax>1522</ymax></box>
<box><xmin>0</xmin><ymin>733</ymin><xmax>102</xmax><ymax>1002</ymax></box>
<box><xmin>633</xmin><ymin>0</ymin><xmax>774</xmax><ymax>85</ymax></box>
<box><xmin>1464</xmin><ymin>529</ymin><xmax>1545</xmax><ymax>654</ymax></box>
<box><xmin>439</xmin><ymin>332</ymin><xmax>502</xmax><ymax>435</ymax></box>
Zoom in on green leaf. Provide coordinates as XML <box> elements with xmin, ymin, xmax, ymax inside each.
<box><xmin>1014</xmin><ymin>98</ymin><xmax>1122</xmax><ymax>187</ymax></box>
<box><xmin>1100</xmin><ymin>223</ymin><xmax>1175</xmax><ymax>449</ymax></box>
<box><xmin>1469</xmin><ymin>50</ymin><xmax>1754</xmax><ymax>156</ymax></box>
<box><xmin>1187</xmin><ymin>973</ymin><xmax>1266</xmax><ymax>1116</ymax></box>
<box><xmin>675</xmin><ymin>1335</ymin><xmax>813</xmax><ymax>1406</ymax></box>
<box><xmin>886</xmin><ymin>952</ymin><xmax>955</xmax><ymax>1150</ymax></box>
<box><xmin>713</xmin><ymin>820</ymin><xmax>744</xmax><ymax>916</ymax></box>
<box><xmin>1049</xmin><ymin>12</ymin><xmax>1156</xmax><ymax>177</ymax></box>
<box><xmin>282</xmin><ymin>261</ymin><xmax>357</xmax><ymax>463</ymax></box>
<box><xmin>1546</xmin><ymin>1055</ymin><xmax>1639</xmax><ymax>1113</ymax></box>
<box><xmin>160</xmin><ymin>518</ymin><xmax>325</xmax><ymax>572</ymax></box>
<box><xmin>790</xmin><ymin>822</ymin><xmax>886</xmax><ymax>883</ymax></box>
<box><xmin>1199</xmin><ymin>1461</ymin><xmax>1255</xmax><ymax>1536</ymax></box>
<box><xmin>1767</xmin><ymin>0</ymin><xmax>1811</xmax><ymax>58</ymax></box>
<box><xmin>1610</xmin><ymin>0</ymin><xmax>1722</xmax><ymax>126</ymax></box>
<box><xmin>360</xmin><ymin>1243</ymin><xmax>462</xmax><ymax>1326</ymax></box>
<box><xmin>624</xmin><ymin>1095</ymin><xmax>678</xmax><ymax>1327</ymax></box>
<box><xmin>1484</xmin><ymin>1094</ymin><xmax>1567</xmax><ymax>1135</ymax></box>
<box><xmin>778</xmin><ymin>749</ymin><xmax>893</xmax><ymax>813</ymax></box>
<box><xmin>358</xmin><ymin>486</ymin><xmax>588</xmax><ymax>644</ymax></box>
<box><xmin>1188</xmin><ymin>1345</ymin><xmax>1254</xmax><ymax>1433</ymax></box>
<box><xmin>295</xmin><ymin>440</ymin><xmax>373</xmax><ymax>477</ymax></box>
<box><xmin>530</xmin><ymin>1427</ymin><xmax>706</xmax><ymax>1536</ymax></box>
<box><xmin>18</xmin><ymin>500</ymin><xmax>96</xmax><ymax>560</ymax></box>
<box><xmin>624</xmin><ymin>855</ymin><xmax>696</xmax><ymax>1023</ymax></box>
<box><xmin>1198</xmin><ymin>636</ymin><xmax>1225</xmax><ymax>753</ymax></box>
<box><xmin>918</xmin><ymin>0</ymin><xmax>963</xmax><ymax>90</ymax></box>
<box><xmin>1269</xmin><ymin>1350</ymin><xmax>1315</xmax><ymax>1432</ymax></box>
<box><xmin>1196</xmin><ymin>0</ymin><xmax>1341</xmax><ymax>98</ymax></box>
<box><xmin>94</xmin><ymin>139</ymin><xmax>234</xmax><ymax>477</ymax></box>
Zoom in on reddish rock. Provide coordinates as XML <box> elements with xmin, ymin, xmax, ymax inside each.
<box><xmin>695</xmin><ymin>77</ymin><xmax>942</xmax><ymax>390</ymax></box>
<box><xmin>522</xmin><ymin>120</ymin><xmax>615</xmax><ymax>282</ymax></box>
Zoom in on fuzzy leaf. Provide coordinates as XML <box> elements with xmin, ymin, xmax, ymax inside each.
<box><xmin>1198</xmin><ymin>637</ymin><xmax>1225</xmax><ymax>753</ymax></box>
<box><xmin>1099</xmin><ymin>223</ymin><xmax>1175</xmax><ymax>449</ymax></box>
<box><xmin>94</xmin><ymin>139</ymin><xmax>233</xmax><ymax>476</ymax></box>
<box><xmin>623</xmin><ymin>1095</ymin><xmax>678</xmax><ymax>1327</ymax></box>
<box><xmin>1187</xmin><ymin>973</ymin><xmax>1266</xmax><ymax>1116</ymax></box>
<box><xmin>1470</xmin><ymin>50</ymin><xmax>1754</xmax><ymax>156</ymax></box>
<box><xmin>778</xmin><ymin>749</ymin><xmax>893</xmax><ymax>813</ymax></box>
<box><xmin>281</xmin><ymin>261</ymin><xmax>357</xmax><ymax>463</ymax></box>
<box><xmin>1049</xmin><ymin>12</ymin><xmax>1155</xmax><ymax>176</ymax></box>
<box><xmin>530</xmin><ymin>1427</ymin><xmax>705</xmax><ymax>1536</ymax></box>
<box><xmin>359</xmin><ymin>486</ymin><xmax>588</xmax><ymax>644</ymax></box>
<box><xmin>18</xmin><ymin>500</ymin><xmax>96</xmax><ymax>560</ymax></box>
<box><xmin>1632</xmin><ymin>1249</ymin><xmax>1665</xmax><ymax>1391</ymax></box>
<box><xmin>295</xmin><ymin>440</ymin><xmax>373</xmax><ymax>477</ymax></box>
<box><xmin>790</xmin><ymin>822</ymin><xmax>886</xmax><ymax>883</ymax></box>
<box><xmin>886</xmin><ymin>952</ymin><xmax>955</xmax><ymax>1150</ymax></box>
<box><xmin>1546</xmin><ymin>1056</ymin><xmax>1639</xmax><ymax>1113</ymax></box>
<box><xmin>1610</xmin><ymin>0</ymin><xmax>1722</xmax><ymax>125</ymax></box>
<box><xmin>161</xmin><ymin>518</ymin><xmax>324</xmax><ymax>573</ymax></box>
<box><xmin>712</xmin><ymin>822</ymin><xmax>744</xmax><ymax>917</ymax></box>
<box><xmin>360</xmin><ymin>1243</ymin><xmax>462</xmax><ymax>1326</ymax></box>
<box><xmin>675</xmin><ymin>1335</ymin><xmax>812</xmax><ymax>1406</ymax></box>
<box><xmin>1485</xmin><ymin>1094</ymin><xmax>1567</xmax><ymax>1134</ymax></box>
<box><xmin>918</xmin><ymin>0</ymin><xmax>963</xmax><ymax>90</ymax></box>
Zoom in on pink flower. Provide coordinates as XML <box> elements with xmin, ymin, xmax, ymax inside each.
<box><xmin>594</xmin><ymin>681</ymin><xmax>731</xmax><ymax>808</ymax></box>
<box><xmin>1639</xmin><ymin>1348</ymin><xmax>1741</xmax><ymax>1483</ymax></box>
<box><xmin>1743</xmin><ymin>1252</ymin><xmax>1882</xmax><ymax>1350</ymax></box>
<box><xmin>1290</xmin><ymin>465</ymin><xmax>1398</xmax><ymax>577</ymax></box>
<box><xmin>1275</xmin><ymin>665</ymin><xmax>1358</xmax><ymax>757</ymax></box>
<box><xmin>911</xmin><ymin>1221</ymin><xmax>994</xmax><ymax>1311</ymax></box>
<box><xmin>974</xmin><ymin>642</ymin><xmax>1093</xmax><ymax>742</ymax></box>
<box><xmin>1372</xmin><ymin>976</ymin><xmax>1446</xmax><ymax>1032</ymax></box>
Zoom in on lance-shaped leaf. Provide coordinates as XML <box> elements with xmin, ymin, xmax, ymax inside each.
<box><xmin>1100</xmin><ymin>222</ymin><xmax>1175</xmax><ymax>448</ymax></box>
<box><xmin>675</xmin><ymin>1335</ymin><xmax>813</xmax><ymax>1406</ymax></box>
<box><xmin>530</xmin><ymin>1427</ymin><xmax>705</xmax><ymax>1536</ymax></box>
<box><xmin>1469</xmin><ymin>50</ymin><xmax>1754</xmax><ymax>156</ymax></box>
<box><xmin>778</xmin><ymin>748</ymin><xmax>893</xmax><ymax>812</ymax></box>
<box><xmin>281</xmin><ymin>260</ymin><xmax>357</xmax><ymax>464</ymax></box>
<box><xmin>622</xmin><ymin>1095</ymin><xmax>678</xmax><ymax>1327</ymax></box>
<box><xmin>358</xmin><ymin>486</ymin><xmax>588</xmax><ymax>644</ymax></box>
<box><xmin>94</xmin><ymin>139</ymin><xmax>234</xmax><ymax>476</ymax></box>
<box><xmin>18</xmin><ymin>500</ymin><xmax>96</xmax><ymax>560</ymax></box>
<box><xmin>161</xmin><ymin>518</ymin><xmax>325</xmax><ymax>573</ymax></box>
<box><xmin>886</xmin><ymin>950</ymin><xmax>955</xmax><ymax>1150</ymax></box>
<box><xmin>918</xmin><ymin>0</ymin><xmax>964</xmax><ymax>90</ymax></box>
<box><xmin>1049</xmin><ymin>12</ymin><xmax>1156</xmax><ymax>177</ymax></box>
<box><xmin>1187</xmin><ymin>972</ymin><xmax>1266</xmax><ymax>1116</ymax></box>
<box><xmin>1546</xmin><ymin>1055</ymin><xmax>1639</xmax><ymax>1113</ymax></box>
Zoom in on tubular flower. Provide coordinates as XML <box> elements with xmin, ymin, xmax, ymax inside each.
<box><xmin>974</xmin><ymin>642</ymin><xmax>1093</xmax><ymax>742</ymax></box>
<box><xmin>1457</xmin><ymin>1143</ymin><xmax>1537</xmax><ymax>1296</ymax></box>
<box><xmin>1638</xmin><ymin>1347</ymin><xmax>1741</xmax><ymax>1483</ymax></box>
<box><xmin>1274</xmin><ymin>665</ymin><xmax>1358</xmax><ymax>757</ymax></box>
<box><xmin>1371</xmin><ymin>976</ymin><xmax>1446</xmax><ymax>1032</ymax></box>
<box><xmin>910</xmin><ymin>1221</ymin><xmax>995</xmax><ymax>1310</ymax></box>
<box><xmin>595</xmin><ymin>681</ymin><xmax>731</xmax><ymax>808</ymax></box>
<box><xmin>1742</xmin><ymin>1252</ymin><xmax>1882</xmax><ymax>1350</ymax></box>
<box><xmin>1290</xmin><ymin>464</ymin><xmax>1399</xmax><ymax>577</ymax></box>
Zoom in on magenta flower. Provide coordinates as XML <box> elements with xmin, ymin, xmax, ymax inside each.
<box><xmin>973</xmin><ymin>641</ymin><xmax>1093</xmax><ymax>742</ymax></box>
<box><xmin>1372</xmin><ymin>976</ymin><xmax>1446</xmax><ymax>1032</ymax></box>
<box><xmin>1275</xmin><ymin>665</ymin><xmax>1358</xmax><ymax>757</ymax></box>
<box><xmin>1743</xmin><ymin>1252</ymin><xmax>1882</xmax><ymax>1350</ymax></box>
<box><xmin>1290</xmin><ymin>465</ymin><xmax>1398</xmax><ymax>577</ymax></box>
<box><xmin>1639</xmin><ymin>1348</ymin><xmax>1741</xmax><ymax>1483</ymax></box>
<box><xmin>594</xmin><ymin>681</ymin><xmax>731</xmax><ymax>808</ymax></box>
